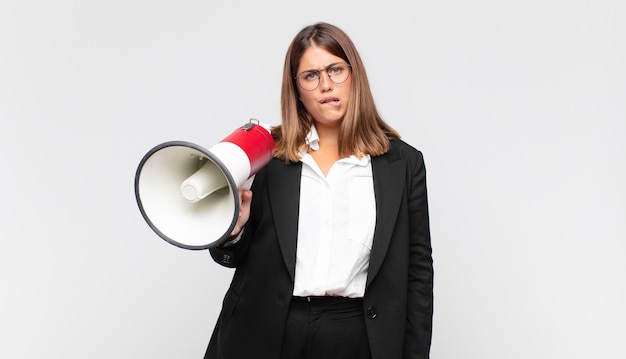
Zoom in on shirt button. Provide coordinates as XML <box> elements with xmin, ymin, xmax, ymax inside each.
<box><xmin>367</xmin><ymin>306</ymin><xmax>377</xmax><ymax>319</ymax></box>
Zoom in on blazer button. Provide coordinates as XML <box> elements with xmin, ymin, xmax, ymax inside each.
<box><xmin>367</xmin><ymin>306</ymin><xmax>377</xmax><ymax>319</ymax></box>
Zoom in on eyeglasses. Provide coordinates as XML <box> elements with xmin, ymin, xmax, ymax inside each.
<box><xmin>294</xmin><ymin>62</ymin><xmax>352</xmax><ymax>91</ymax></box>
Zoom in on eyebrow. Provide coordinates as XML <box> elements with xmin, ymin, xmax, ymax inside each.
<box><xmin>300</xmin><ymin>62</ymin><xmax>342</xmax><ymax>73</ymax></box>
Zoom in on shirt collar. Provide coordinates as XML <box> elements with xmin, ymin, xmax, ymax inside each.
<box><xmin>305</xmin><ymin>124</ymin><xmax>320</xmax><ymax>151</ymax></box>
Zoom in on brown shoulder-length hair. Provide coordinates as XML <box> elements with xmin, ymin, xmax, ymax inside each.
<box><xmin>272</xmin><ymin>22</ymin><xmax>400</xmax><ymax>163</ymax></box>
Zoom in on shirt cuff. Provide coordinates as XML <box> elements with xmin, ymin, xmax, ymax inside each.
<box><xmin>221</xmin><ymin>229</ymin><xmax>244</xmax><ymax>247</ymax></box>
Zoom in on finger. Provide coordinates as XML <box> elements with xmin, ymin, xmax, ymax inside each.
<box><xmin>241</xmin><ymin>189</ymin><xmax>252</xmax><ymax>204</ymax></box>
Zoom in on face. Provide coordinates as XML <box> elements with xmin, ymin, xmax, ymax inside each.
<box><xmin>296</xmin><ymin>46</ymin><xmax>352</xmax><ymax>129</ymax></box>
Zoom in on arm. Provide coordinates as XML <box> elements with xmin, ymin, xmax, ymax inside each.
<box><xmin>209</xmin><ymin>165</ymin><xmax>267</xmax><ymax>268</ymax></box>
<box><xmin>404</xmin><ymin>151</ymin><xmax>434</xmax><ymax>358</ymax></box>
<box><xmin>208</xmin><ymin>188</ymin><xmax>253</xmax><ymax>268</ymax></box>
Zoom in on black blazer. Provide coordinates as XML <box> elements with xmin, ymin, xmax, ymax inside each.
<box><xmin>205</xmin><ymin>139</ymin><xmax>433</xmax><ymax>359</ymax></box>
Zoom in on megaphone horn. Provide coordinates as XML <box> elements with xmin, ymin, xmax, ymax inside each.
<box><xmin>134</xmin><ymin>119</ymin><xmax>275</xmax><ymax>250</ymax></box>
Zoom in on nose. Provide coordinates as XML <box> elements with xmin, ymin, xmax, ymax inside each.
<box><xmin>318</xmin><ymin>71</ymin><xmax>333</xmax><ymax>91</ymax></box>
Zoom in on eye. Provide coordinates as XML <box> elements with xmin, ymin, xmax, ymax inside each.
<box><xmin>329</xmin><ymin>65</ymin><xmax>344</xmax><ymax>75</ymax></box>
<box><xmin>302</xmin><ymin>71</ymin><xmax>319</xmax><ymax>82</ymax></box>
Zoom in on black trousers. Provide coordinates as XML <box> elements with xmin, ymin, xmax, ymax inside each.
<box><xmin>280</xmin><ymin>296</ymin><xmax>372</xmax><ymax>359</ymax></box>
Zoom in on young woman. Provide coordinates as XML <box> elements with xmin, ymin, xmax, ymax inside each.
<box><xmin>205</xmin><ymin>22</ymin><xmax>433</xmax><ymax>359</ymax></box>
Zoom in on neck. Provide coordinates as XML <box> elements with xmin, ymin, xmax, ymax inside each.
<box><xmin>314</xmin><ymin>122</ymin><xmax>340</xmax><ymax>146</ymax></box>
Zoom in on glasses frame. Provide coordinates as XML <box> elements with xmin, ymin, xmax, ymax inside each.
<box><xmin>294</xmin><ymin>62</ymin><xmax>352</xmax><ymax>91</ymax></box>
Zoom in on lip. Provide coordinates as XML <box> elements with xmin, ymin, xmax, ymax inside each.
<box><xmin>319</xmin><ymin>96</ymin><xmax>340</xmax><ymax>105</ymax></box>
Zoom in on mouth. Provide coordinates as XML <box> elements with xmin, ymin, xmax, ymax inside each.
<box><xmin>320</xmin><ymin>96</ymin><xmax>340</xmax><ymax>105</ymax></box>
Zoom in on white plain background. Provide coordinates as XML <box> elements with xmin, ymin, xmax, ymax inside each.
<box><xmin>1</xmin><ymin>1</ymin><xmax>625</xmax><ymax>358</ymax></box>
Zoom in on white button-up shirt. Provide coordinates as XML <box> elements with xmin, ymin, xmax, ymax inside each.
<box><xmin>293</xmin><ymin>126</ymin><xmax>376</xmax><ymax>298</ymax></box>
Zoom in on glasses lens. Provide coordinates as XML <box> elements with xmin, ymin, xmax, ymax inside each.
<box><xmin>297</xmin><ymin>71</ymin><xmax>320</xmax><ymax>91</ymax></box>
<box><xmin>328</xmin><ymin>63</ymin><xmax>350</xmax><ymax>84</ymax></box>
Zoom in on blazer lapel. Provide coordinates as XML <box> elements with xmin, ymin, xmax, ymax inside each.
<box><xmin>267</xmin><ymin>160</ymin><xmax>302</xmax><ymax>282</ymax></box>
<box><xmin>368</xmin><ymin>145</ymin><xmax>406</xmax><ymax>286</ymax></box>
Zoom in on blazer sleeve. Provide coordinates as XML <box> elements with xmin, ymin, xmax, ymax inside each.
<box><xmin>404</xmin><ymin>150</ymin><xmax>434</xmax><ymax>357</ymax></box>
